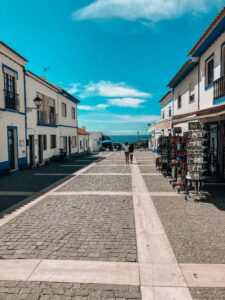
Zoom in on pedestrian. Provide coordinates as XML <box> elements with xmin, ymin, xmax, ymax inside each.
<box><xmin>129</xmin><ymin>143</ymin><xmax>134</xmax><ymax>164</ymax></box>
<box><xmin>124</xmin><ymin>141</ymin><xmax>130</xmax><ymax>164</ymax></box>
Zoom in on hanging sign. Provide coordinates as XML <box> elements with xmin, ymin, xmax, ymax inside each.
<box><xmin>189</xmin><ymin>122</ymin><xmax>200</xmax><ymax>131</ymax></box>
<box><xmin>174</xmin><ymin>127</ymin><xmax>182</xmax><ymax>134</ymax></box>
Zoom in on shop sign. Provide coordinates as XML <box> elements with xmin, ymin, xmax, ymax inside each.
<box><xmin>189</xmin><ymin>122</ymin><xmax>200</xmax><ymax>131</ymax></box>
<box><xmin>174</xmin><ymin>127</ymin><xmax>182</xmax><ymax>134</ymax></box>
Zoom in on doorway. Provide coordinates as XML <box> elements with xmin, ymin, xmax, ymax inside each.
<box><xmin>7</xmin><ymin>127</ymin><xmax>18</xmax><ymax>170</ymax></box>
<box><xmin>29</xmin><ymin>135</ymin><xmax>35</xmax><ymax>167</ymax></box>
<box><xmin>68</xmin><ymin>136</ymin><xmax>72</xmax><ymax>156</ymax></box>
<box><xmin>38</xmin><ymin>135</ymin><xmax>43</xmax><ymax>164</ymax></box>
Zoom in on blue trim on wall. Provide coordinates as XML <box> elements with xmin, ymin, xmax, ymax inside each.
<box><xmin>169</xmin><ymin>62</ymin><xmax>198</xmax><ymax>88</ymax></box>
<box><xmin>0</xmin><ymin>108</ymin><xmax>25</xmax><ymax>115</ymax></box>
<box><xmin>2</xmin><ymin>63</ymin><xmax>18</xmax><ymax>79</ymax></box>
<box><xmin>37</xmin><ymin>122</ymin><xmax>58</xmax><ymax>128</ymax></box>
<box><xmin>214</xmin><ymin>96</ymin><xmax>225</xmax><ymax>105</ymax></box>
<box><xmin>205</xmin><ymin>53</ymin><xmax>214</xmax><ymax>90</ymax></box>
<box><xmin>58</xmin><ymin>124</ymin><xmax>77</xmax><ymax>129</ymax></box>
<box><xmin>192</xmin><ymin>16</ymin><xmax>225</xmax><ymax>57</ymax></box>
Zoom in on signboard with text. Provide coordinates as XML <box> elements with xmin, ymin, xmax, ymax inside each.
<box><xmin>188</xmin><ymin>122</ymin><xmax>200</xmax><ymax>131</ymax></box>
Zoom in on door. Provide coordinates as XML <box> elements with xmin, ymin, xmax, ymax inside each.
<box><xmin>68</xmin><ymin>136</ymin><xmax>72</xmax><ymax>156</ymax></box>
<box><xmin>38</xmin><ymin>135</ymin><xmax>43</xmax><ymax>164</ymax></box>
<box><xmin>29</xmin><ymin>135</ymin><xmax>35</xmax><ymax>167</ymax></box>
<box><xmin>7</xmin><ymin>128</ymin><xmax>17</xmax><ymax>170</ymax></box>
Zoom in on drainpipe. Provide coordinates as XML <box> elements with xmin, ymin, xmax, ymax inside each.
<box><xmin>23</xmin><ymin>68</ymin><xmax>28</xmax><ymax>167</ymax></box>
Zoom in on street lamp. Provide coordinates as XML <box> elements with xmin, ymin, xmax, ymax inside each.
<box><xmin>26</xmin><ymin>96</ymin><xmax>43</xmax><ymax>112</ymax></box>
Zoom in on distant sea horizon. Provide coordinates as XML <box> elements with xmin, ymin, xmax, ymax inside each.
<box><xmin>109</xmin><ymin>135</ymin><xmax>149</xmax><ymax>144</ymax></box>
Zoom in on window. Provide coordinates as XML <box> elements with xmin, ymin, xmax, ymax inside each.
<box><xmin>50</xmin><ymin>135</ymin><xmax>57</xmax><ymax>149</ymax></box>
<box><xmin>71</xmin><ymin>107</ymin><xmax>76</xmax><ymax>120</ymax></box>
<box><xmin>168</xmin><ymin>107</ymin><xmax>172</xmax><ymax>117</ymax></box>
<box><xmin>43</xmin><ymin>135</ymin><xmax>47</xmax><ymax>150</ymax></box>
<box><xmin>178</xmin><ymin>95</ymin><xmax>182</xmax><ymax>109</ymax></box>
<box><xmin>205</xmin><ymin>56</ymin><xmax>214</xmax><ymax>87</ymax></box>
<box><xmin>189</xmin><ymin>82</ymin><xmax>195</xmax><ymax>103</ymax></box>
<box><xmin>162</xmin><ymin>111</ymin><xmax>165</xmax><ymax>119</ymax></box>
<box><xmin>62</xmin><ymin>102</ymin><xmax>67</xmax><ymax>117</ymax></box>
<box><xmin>4</xmin><ymin>72</ymin><xmax>17</xmax><ymax>110</ymax></box>
<box><xmin>60</xmin><ymin>136</ymin><xmax>67</xmax><ymax>151</ymax></box>
<box><xmin>86</xmin><ymin>140</ymin><xmax>88</xmax><ymax>148</ymax></box>
<box><xmin>80</xmin><ymin>140</ymin><xmax>83</xmax><ymax>149</ymax></box>
<box><xmin>222</xmin><ymin>45</ymin><xmax>225</xmax><ymax>76</ymax></box>
<box><xmin>72</xmin><ymin>136</ymin><xmax>76</xmax><ymax>148</ymax></box>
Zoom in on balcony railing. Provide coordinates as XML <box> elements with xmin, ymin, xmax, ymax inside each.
<box><xmin>4</xmin><ymin>90</ymin><xmax>20</xmax><ymax>111</ymax></box>
<box><xmin>214</xmin><ymin>75</ymin><xmax>225</xmax><ymax>101</ymax></box>
<box><xmin>38</xmin><ymin>110</ymin><xmax>58</xmax><ymax>125</ymax></box>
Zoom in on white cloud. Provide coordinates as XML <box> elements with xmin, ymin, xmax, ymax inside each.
<box><xmin>66</xmin><ymin>83</ymin><xmax>80</xmax><ymax>95</ymax></box>
<box><xmin>87</xmin><ymin>113</ymin><xmax>159</xmax><ymax>123</ymax></box>
<box><xmin>111</xmin><ymin>129</ymin><xmax>146</xmax><ymax>135</ymax></box>
<box><xmin>108</xmin><ymin>97</ymin><xmax>146</xmax><ymax>108</ymax></box>
<box><xmin>78</xmin><ymin>105</ymin><xmax>95</xmax><ymax>111</ymax></box>
<box><xmin>78</xmin><ymin>103</ymin><xmax>109</xmax><ymax>111</ymax></box>
<box><xmin>96</xmin><ymin>104</ymin><xmax>109</xmax><ymax>109</ymax></box>
<box><xmin>80</xmin><ymin>80</ymin><xmax>151</xmax><ymax>98</ymax></box>
<box><xmin>73</xmin><ymin>0</ymin><xmax>219</xmax><ymax>21</ymax></box>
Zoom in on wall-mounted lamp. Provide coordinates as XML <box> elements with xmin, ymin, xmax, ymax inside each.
<box><xmin>26</xmin><ymin>96</ymin><xmax>42</xmax><ymax>112</ymax></box>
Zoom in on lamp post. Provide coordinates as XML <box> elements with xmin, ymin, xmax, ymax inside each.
<box><xmin>26</xmin><ymin>96</ymin><xmax>42</xmax><ymax>112</ymax></box>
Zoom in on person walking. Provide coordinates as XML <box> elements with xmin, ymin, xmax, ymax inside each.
<box><xmin>124</xmin><ymin>142</ymin><xmax>130</xmax><ymax>164</ymax></box>
<box><xmin>129</xmin><ymin>143</ymin><xmax>134</xmax><ymax>164</ymax></box>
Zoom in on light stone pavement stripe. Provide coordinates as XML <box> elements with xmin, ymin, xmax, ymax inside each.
<box><xmin>29</xmin><ymin>260</ymin><xmax>139</xmax><ymax>286</ymax></box>
<box><xmin>0</xmin><ymin>191</ymin><xmax>34</xmax><ymax>196</ymax></box>
<box><xmin>0</xmin><ymin>153</ymin><xmax>112</xmax><ymax>228</ymax></box>
<box><xmin>34</xmin><ymin>172</ymin><xmax>132</xmax><ymax>176</ymax></box>
<box><xmin>0</xmin><ymin>259</ymin><xmax>139</xmax><ymax>286</ymax></box>
<box><xmin>180</xmin><ymin>264</ymin><xmax>225</xmax><ymax>287</ymax></box>
<box><xmin>131</xmin><ymin>155</ymin><xmax>192</xmax><ymax>300</ymax></box>
<box><xmin>79</xmin><ymin>173</ymin><xmax>131</xmax><ymax>176</ymax></box>
<box><xmin>52</xmin><ymin>191</ymin><xmax>133</xmax><ymax>196</ymax></box>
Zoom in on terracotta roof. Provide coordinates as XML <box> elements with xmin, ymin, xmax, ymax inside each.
<box><xmin>0</xmin><ymin>41</ymin><xmax>28</xmax><ymax>62</ymax></box>
<box><xmin>78</xmin><ymin>128</ymin><xmax>89</xmax><ymax>135</ymax></box>
<box><xmin>189</xmin><ymin>6</ymin><xmax>225</xmax><ymax>56</ymax></box>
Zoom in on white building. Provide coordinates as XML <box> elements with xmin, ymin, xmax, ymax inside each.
<box><xmin>148</xmin><ymin>91</ymin><xmax>173</xmax><ymax>152</ymax></box>
<box><xmin>0</xmin><ymin>42</ymin><xmax>27</xmax><ymax>175</ymax></box>
<box><xmin>88</xmin><ymin>131</ymin><xmax>103</xmax><ymax>153</ymax></box>
<box><xmin>26</xmin><ymin>71</ymin><xmax>79</xmax><ymax>166</ymax></box>
<box><xmin>78</xmin><ymin>127</ymin><xmax>89</xmax><ymax>154</ymax></box>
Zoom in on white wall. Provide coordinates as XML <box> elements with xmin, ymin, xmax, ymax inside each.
<box><xmin>173</xmin><ymin>66</ymin><xmax>199</xmax><ymax>116</ymax></box>
<box><xmin>89</xmin><ymin>132</ymin><xmax>102</xmax><ymax>152</ymax></box>
<box><xmin>199</xmin><ymin>32</ymin><xmax>225</xmax><ymax>110</ymax></box>
<box><xmin>0</xmin><ymin>48</ymin><xmax>27</xmax><ymax>171</ymax></box>
<box><xmin>78</xmin><ymin>135</ymin><xmax>89</xmax><ymax>153</ymax></box>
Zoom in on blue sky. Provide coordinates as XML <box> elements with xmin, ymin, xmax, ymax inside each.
<box><xmin>0</xmin><ymin>0</ymin><xmax>224</xmax><ymax>135</ymax></box>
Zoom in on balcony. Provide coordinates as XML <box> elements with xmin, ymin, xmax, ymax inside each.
<box><xmin>37</xmin><ymin>110</ymin><xmax>58</xmax><ymax>126</ymax></box>
<box><xmin>213</xmin><ymin>75</ymin><xmax>225</xmax><ymax>101</ymax></box>
<box><xmin>4</xmin><ymin>90</ymin><xmax>20</xmax><ymax>111</ymax></box>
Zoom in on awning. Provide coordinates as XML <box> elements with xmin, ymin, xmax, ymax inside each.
<box><xmin>150</xmin><ymin>119</ymin><xmax>172</xmax><ymax>131</ymax></box>
<box><xmin>172</xmin><ymin>114</ymin><xmax>198</xmax><ymax>125</ymax></box>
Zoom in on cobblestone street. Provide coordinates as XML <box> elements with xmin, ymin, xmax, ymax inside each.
<box><xmin>0</xmin><ymin>151</ymin><xmax>225</xmax><ymax>299</ymax></box>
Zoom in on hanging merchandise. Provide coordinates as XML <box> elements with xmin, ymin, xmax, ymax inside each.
<box><xmin>185</xmin><ymin>130</ymin><xmax>209</xmax><ymax>201</ymax></box>
<box><xmin>157</xmin><ymin>136</ymin><xmax>171</xmax><ymax>176</ymax></box>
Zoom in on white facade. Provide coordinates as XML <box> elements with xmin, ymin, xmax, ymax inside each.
<box><xmin>199</xmin><ymin>32</ymin><xmax>225</xmax><ymax>110</ymax></box>
<box><xmin>0</xmin><ymin>42</ymin><xmax>27</xmax><ymax>174</ymax></box>
<box><xmin>88</xmin><ymin>132</ymin><xmax>103</xmax><ymax>152</ymax></box>
<box><xmin>78</xmin><ymin>128</ymin><xmax>89</xmax><ymax>154</ymax></box>
<box><xmin>26</xmin><ymin>72</ymin><xmax>79</xmax><ymax>166</ymax></box>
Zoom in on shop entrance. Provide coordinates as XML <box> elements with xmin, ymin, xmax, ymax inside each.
<box><xmin>38</xmin><ymin>135</ymin><xmax>44</xmax><ymax>164</ymax></box>
<box><xmin>7</xmin><ymin>127</ymin><xmax>18</xmax><ymax>170</ymax></box>
<box><xmin>29</xmin><ymin>135</ymin><xmax>35</xmax><ymax>167</ymax></box>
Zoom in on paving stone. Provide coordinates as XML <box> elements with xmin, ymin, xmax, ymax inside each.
<box><xmin>152</xmin><ymin>195</ymin><xmax>225</xmax><ymax>264</ymax></box>
<box><xmin>143</xmin><ymin>175</ymin><xmax>174</xmax><ymax>192</ymax></box>
<box><xmin>84</xmin><ymin>166</ymin><xmax>131</xmax><ymax>174</ymax></box>
<box><xmin>0</xmin><ymin>195</ymin><xmax>137</xmax><ymax>262</ymax></box>
<box><xmin>57</xmin><ymin>175</ymin><xmax>132</xmax><ymax>192</ymax></box>
<box><xmin>190</xmin><ymin>287</ymin><xmax>225</xmax><ymax>299</ymax></box>
<box><xmin>0</xmin><ymin>282</ymin><xmax>141</xmax><ymax>300</ymax></box>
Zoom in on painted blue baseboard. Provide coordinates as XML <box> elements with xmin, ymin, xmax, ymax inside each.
<box><xmin>214</xmin><ymin>96</ymin><xmax>225</xmax><ymax>105</ymax></box>
<box><xmin>0</xmin><ymin>157</ymin><xmax>28</xmax><ymax>176</ymax></box>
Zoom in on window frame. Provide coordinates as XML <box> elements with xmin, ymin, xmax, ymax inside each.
<box><xmin>205</xmin><ymin>54</ymin><xmax>214</xmax><ymax>89</ymax></box>
<box><xmin>189</xmin><ymin>82</ymin><xmax>195</xmax><ymax>103</ymax></box>
<box><xmin>50</xmin><ymin>135</ymin><xmax>57</xmax><ymax>149</ymax></box>
<box><xmin>168</xmin><ymin>107</ymin><xmax>172</xmax><ymax>118</ymax></box>
<box><xmin>177</xmin><ymin>95</ymin><xmax>182</xmax><ymax>109</ymax></box>
<box><xmin>71</xmin><ymin>107</ymin><xmax>76</xmax><ymax>120</ymax></box>
<box><xmin>43</xmin><ymin>135</ymin><xmax>47</xmax><ymax>150</ymax></box>
<box><xmin>62</xmin><ymin>102</ymin><xmax>67</xmax><ymax>117</ymax></box>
